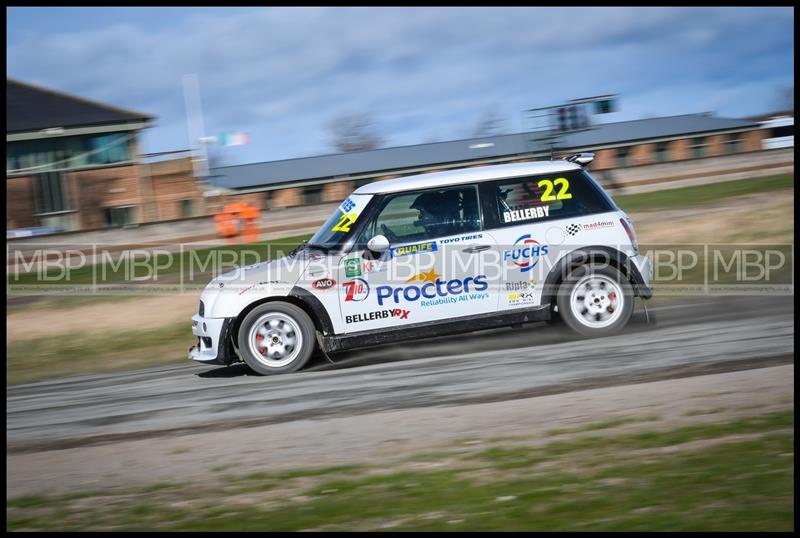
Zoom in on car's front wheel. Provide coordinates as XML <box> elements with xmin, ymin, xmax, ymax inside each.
<box><xmin>237</xmin><ymin>302</ymin><xmax>316</xmax><ymax>375</ymax></box>
<box><xmin>556</xmin><ymin>263</ymin><xmax>634</xmax><ymax>337</ymax></box>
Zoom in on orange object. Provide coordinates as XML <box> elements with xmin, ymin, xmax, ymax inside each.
<box><xmin>214</xmin><ymin>212</ymin><xmax>239</xmax><ymax>238</ymax></box>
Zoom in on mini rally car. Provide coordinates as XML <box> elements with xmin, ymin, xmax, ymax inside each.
<box><xmin>189</xmin><ymin>154</ymin><xmax>653</xmax><ymax>375</ymax></box>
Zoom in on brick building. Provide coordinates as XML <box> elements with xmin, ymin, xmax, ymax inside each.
<box><xmin>6</xmin><ymin>78</ymin><xmax>158</xmax><ymax>232</ymax></box>
<box><xmin>207</xmin><ymin>112</ymin><xmax>778</xmax><ymax>209</ymax></box>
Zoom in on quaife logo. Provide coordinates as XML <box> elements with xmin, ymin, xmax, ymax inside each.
<box><xmin>503</xmin><ymin>234</ymin><xmax>549</xmax><ymax>273</ymax></box>
<box><xmin>376</xmin><ymin>272</ymin><xmax>489</xmax><ymax>307</ymax></box>
<box><xmin>390</xmin><ymin>241</ymin><xmax>438</xmax><ymax>258</ymax></box>
<box><xmin>346</xmin><ymin>308</ymin><xmax>410</xmax><ymax>324</ymax></box>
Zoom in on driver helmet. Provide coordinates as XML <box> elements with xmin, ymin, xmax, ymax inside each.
<box><xmin>411</xmin><ymin>191</ymin><xmax>460</xmax><ymax>236</ymax></box>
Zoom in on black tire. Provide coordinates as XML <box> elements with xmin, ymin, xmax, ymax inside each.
<box><xmin>237</xmin><ymin>302</ymin><xmax>316</xmax><ymax>375</ymax></box>
<box><xmin>556</xmin><ymin>263</ymin><xmax>634</xmax><ymax>338</ymax></box>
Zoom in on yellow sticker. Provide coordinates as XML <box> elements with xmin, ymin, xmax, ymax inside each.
<box><xmin>332</xmin><ymin>212</ymin><xmax>357</xmax><ymax>233</ymax></box>
<box><xmin>538</xmin><ymin>177</ymin><xmax>572</xmax><ymax>202</ymax></box>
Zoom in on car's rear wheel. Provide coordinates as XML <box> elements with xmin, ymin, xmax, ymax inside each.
<box><xmin>237</xmin><ymin>302</ymin><xmax>316</xmax><ymax>375</ymax></box>
<box><xmin>556</xmin><ymin>263</ymin><xmax>634</xmax><ymax>337</ymax></box>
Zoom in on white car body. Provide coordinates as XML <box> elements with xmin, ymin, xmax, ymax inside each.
<box><xmin>190</xmin><ymin>157</ymin><xmax>653</xmax><ymax>373</ymax></box>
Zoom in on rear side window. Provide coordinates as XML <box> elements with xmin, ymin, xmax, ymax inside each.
<box><xmin>481</xmin><ymin>170</ymin><xmax>615</xmax><ymax>229</ymax></box>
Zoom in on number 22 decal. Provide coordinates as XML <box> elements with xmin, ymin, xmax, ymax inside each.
<box><xmin>538</xmin><ymin>177</ymin><xmax>572</xmax><ymax>202</ymax></box>
<box><xmin>332</xmin><ymin>212</ymin><xmax>357</xmax><ymax>233</ymax></box>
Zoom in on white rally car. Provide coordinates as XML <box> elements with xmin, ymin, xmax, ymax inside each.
<box><xmin>189</xmin><ymin>154</ymin><xmax>653</xmax><ymax>375</ymax></box>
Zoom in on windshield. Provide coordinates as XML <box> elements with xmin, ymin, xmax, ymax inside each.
<box><xmin>307</xmin><ymin>194</ymin><xmax>373</xmax><ymax>250</ymax></box>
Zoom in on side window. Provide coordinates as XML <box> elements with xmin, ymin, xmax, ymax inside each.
<box><xmin>485</xmin><ymin>170</ymin><xmax>614</xmax><ymax>229</ymax></box>
<box><xmin>361</xmin><ymin>185</ymin><xmax>481</xmax><ymax>245</ymax></box>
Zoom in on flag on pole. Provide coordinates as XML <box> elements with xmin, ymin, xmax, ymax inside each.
<box><xmin>218</xmin><ymin>132</ymin><xmax>251</xmax><ymax>146</ymax></box>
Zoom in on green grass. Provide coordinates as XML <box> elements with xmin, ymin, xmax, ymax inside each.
<box><xmin>6</xmin><ymin>321</ymin><xmax>190</xmax><ymax>384</ymax></box>
<box><xmin>614</xmin><ymin>174</ymin><xmax>793</xmax><ymax>214</ymax></box>
<box><xmin>7</xmin><ymin>409</ymin><xmax>794</xmax><ymax>531</ymax></box>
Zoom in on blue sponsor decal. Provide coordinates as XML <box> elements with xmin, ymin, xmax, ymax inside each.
<box><xmin>340</xmin><ymin>198</ymin><xmax>356</xmax><ymax>213</ymax></box>
<box><xmin>502</xmin><ymin>233</ymin><xmax>549</xmax><ymax>273</ymax></box>
<box><xmin>390</xmin><ymin>241</ymin><xmax>438</xmax><ymax>258</ymax></box>
<box><xmin>376</xmin><ymin>271</ymin><xmax>489</xmax><ymax>307</ymax></box>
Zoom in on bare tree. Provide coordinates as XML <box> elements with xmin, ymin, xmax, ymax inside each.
<box><xmin>471</xmin><ymin>105</ymin><xmax>509</xmax><ymax>138</ymax></box>
<box><xmin>326</xmin><ymin>111</ymin><xmax>387</xmax><ymax>153</ymax></box>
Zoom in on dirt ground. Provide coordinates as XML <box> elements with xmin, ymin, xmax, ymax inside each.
<box><xmin>6</xmin><ymin>189</ymin><xmax>794</xmax><ymax>342</ymax></box>
<box><xmin>6</xmin><ymin>364</ymin><xmax>793</xmax><ymax>498</ymax></box>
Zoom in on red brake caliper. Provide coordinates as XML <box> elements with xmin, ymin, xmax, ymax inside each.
<box><xmin>607</xmin><ymin>292</ymin><xmax>617</xmax><ymax>313</ymax></box>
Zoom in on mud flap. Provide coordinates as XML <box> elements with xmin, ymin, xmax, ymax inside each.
<box><xmin>315</xmin><ymin>331</ymin><xmax>337</xmax><ymax>364</ymax></box>
<box><xmin>640</xmin><ymin>297</ymin><xmax>657</xmax><ymax>326</ymax></box>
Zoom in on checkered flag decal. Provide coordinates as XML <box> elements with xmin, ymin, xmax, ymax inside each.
<box><xmin>566</xmin><ymin>223</ymin><xmax>581</xmax><ymax>236</ymax></box>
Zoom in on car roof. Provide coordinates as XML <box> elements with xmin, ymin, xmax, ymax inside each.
<box><xmin>353</xmin><ymin>160</ymin><xmax>583</xmax><ymax>195</ymax></box>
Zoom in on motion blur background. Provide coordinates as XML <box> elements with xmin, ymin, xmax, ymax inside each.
<box><xmin>6</xmin><ymin>6</ymin><xmax>794</xmax><ymax>531</ymax></box>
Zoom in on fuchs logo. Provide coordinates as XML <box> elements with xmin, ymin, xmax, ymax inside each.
<box><xmin>503</xmin><ymin>234</ymin><xmax>549</xmax><ymax>273</ymax></box>
<box><xmin>346</xmin><ymin>308</ymin><xmax>410</xmax><ymax>324</ymax></box>
<box><xmin>342</xmin><ymin>278</ymin><xmax>369</xmax><ymax>302</ymax></box>
<box><xmin>312</xmin><ymin>278</ymin><xmax>336</xmax><ymax>290</ymax></box>
<box><xmin>376</xmin><ymin>271</ymin><xmax>489</xmax><ymax>306</ymax></box>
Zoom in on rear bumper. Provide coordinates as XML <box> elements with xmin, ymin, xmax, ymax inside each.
<box><xmin>628</xmin><ymin>253</ymin><xmax>654</xmax><ymax>299</ymax></box>
<box><xmin>188</xmin><ymin>315</ymin><xmax>237</xmax><ymax>365</ymax></box>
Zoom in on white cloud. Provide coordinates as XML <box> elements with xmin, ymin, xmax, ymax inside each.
<box><xmin>7</xmin><ymin>7</ymin><xmax>793</xmax><ymax>163</ymax></box>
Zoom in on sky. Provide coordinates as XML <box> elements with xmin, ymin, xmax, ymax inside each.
<box><xmin>6</xmin><ymin>6</ymin><xmax>795</xmax><ymax>167</ymax></box>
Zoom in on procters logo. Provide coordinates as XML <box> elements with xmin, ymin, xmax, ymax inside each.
<box><xmin>342</xmin><ymin>278</ymin><xmax>369</xmax><ymax>302</ymax></box>
<box><xmin>375</xmin><ymin>271</ymin><xmax>489</xmax><ymax>307</ymax></box>
<box><xmin>503</xmin><ymin>234</ymin><xmax>549</xmax><ymax>273</ymax></box>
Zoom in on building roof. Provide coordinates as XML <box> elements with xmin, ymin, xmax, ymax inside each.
<box><xmin>355</xmin><ymin>160</ymin><xmax>582</xmax><ymax>195</ymax></box>
<box><xmin>207</xmin><ymin>113</ymin><xmax>760</xmax><ymax>191</ymax></box>
<box><xmin>7</xmin><ymin>78</ymin><xmax>154</xmax><ymax>134</ymax></box>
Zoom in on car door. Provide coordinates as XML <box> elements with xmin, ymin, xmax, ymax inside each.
<box><xmin>337</xmin><ymin>184</ymin><xmax>500</xmax><ymax>333</ymax></box>
<box><xmin>480</xmin><ymin>169</ymin><xmax>620</xmax><ymax>312</ymax></box>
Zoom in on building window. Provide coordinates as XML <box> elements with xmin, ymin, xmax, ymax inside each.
<box><xmin>616</xmin><ymin>146</ymin><xmax>632</xmax><ymax>167</ymax></box>
<box><xmin>88</xmin><ymin>133</ymin><xmax>131</xmax><ymax>165</ymax></box>
<box><xmin>106</xmin><ymin>205</ymin><xmax>135</xmax><ymax>227</ymax></box>
<box><xmin>353</xmin><ymin>178</ymin><xmax>374</xmax><ymax>190</ymax></box>
<box><xmin>7</xmin><ymin>132</ymin><xmax>132</xmax><ymax>174</ymax></box>
<box><xmin>690</xmin><ymin>137</ymin><xmax>707</xmax><ymax>159</ymax></box>
<box><xmin>770</xmin><ymin>125</ymin><xmax>794</xmax><ymax>138</ymax></box>
<box><xmin>180</xmin><ymin>199</ymin><xmax>194</xmax><ymax>218</ymax></box>
<box><xmin>726</xmin><ymin>134</ymin><xmax>741</xmax><ymax>155</ymax></box>
<box><xmin>303</xmin><ymin>185</ymin><xmax>324</xmax><ymax>205</ymax></box>
<box><xmin>35</xmin><ymin>171</ymin><xmax>69</xmax><ymax>214</ymax></box>
<box><xmin>654</xmin><ymin>141</ymin><xmax>670</xmax><ymax>162</ymax></box>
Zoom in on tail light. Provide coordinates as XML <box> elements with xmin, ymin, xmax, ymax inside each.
<box><xmin>620</xmin><ymin>218</ymin><xmax>639</xmax><ymax>254</ymax></box>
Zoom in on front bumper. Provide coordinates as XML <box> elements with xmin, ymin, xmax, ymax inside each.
<box><xmin>188</xmin><ymin>315</ymin><xmax>237</xmax><ymax>365</ymax></box>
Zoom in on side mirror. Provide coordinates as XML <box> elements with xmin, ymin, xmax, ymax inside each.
<box><xmin>366</xmin><ymin>234</ymin><xmax>390</xmax><ymax>254</ymax></box>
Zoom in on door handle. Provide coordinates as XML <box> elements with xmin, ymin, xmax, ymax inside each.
<box><xmin>462</xmin><ymin>245</ymin><xmax>491</xmax><ymax>253</ymax></box>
